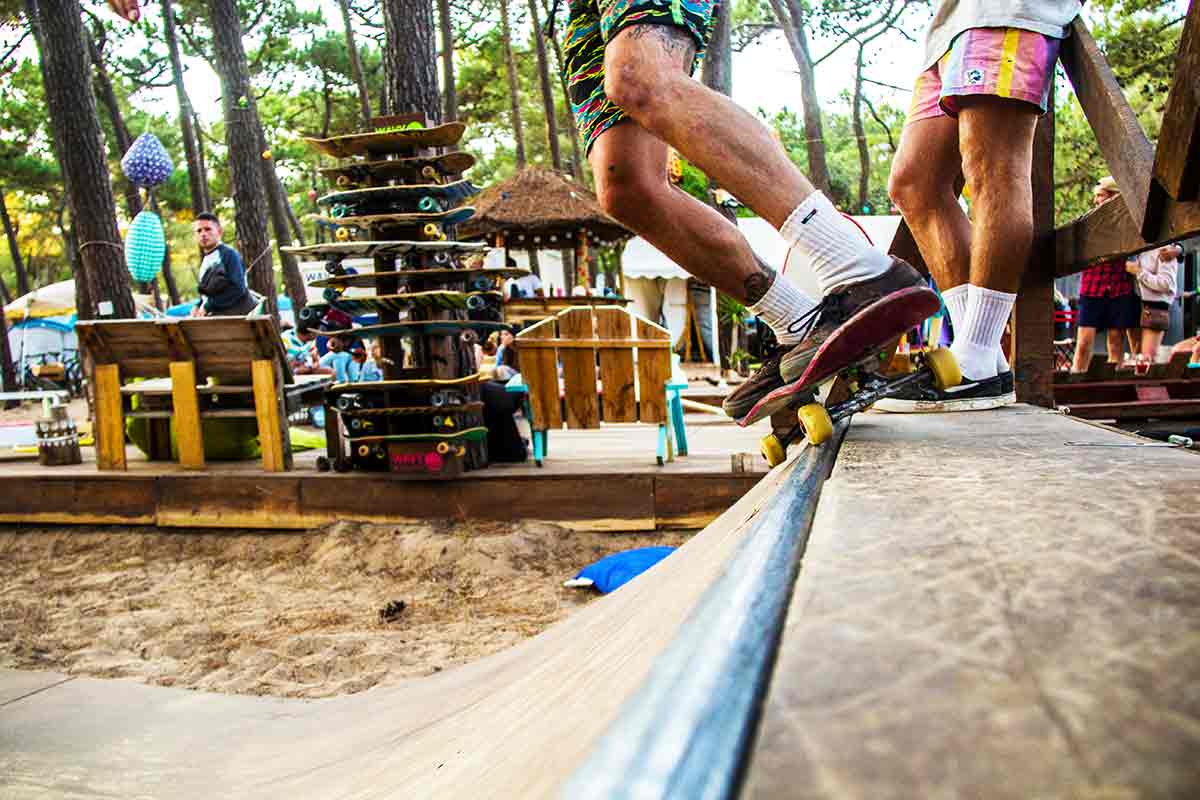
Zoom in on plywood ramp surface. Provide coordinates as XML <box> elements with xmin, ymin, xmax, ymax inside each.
<box><xmin>0</xmin><ymin>459</ymin><xmax>792</xmax><ymax>799</ymax></box>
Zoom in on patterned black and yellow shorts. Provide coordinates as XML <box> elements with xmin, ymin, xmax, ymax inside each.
<box><xmin>563</xmin><ymin>0</ymin><xmax>719</xmax><ymax>155</ymax></box>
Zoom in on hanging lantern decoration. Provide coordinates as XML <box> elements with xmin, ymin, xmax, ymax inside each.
<box><xmin>125</xmin><ymin>210</ymin><xmax>166</xmax><ymax>282</ymax></box>
<box><xmin>120</xmin><ymin>132</ymin><xmax>174</xmax><ymax>189</ymax></box>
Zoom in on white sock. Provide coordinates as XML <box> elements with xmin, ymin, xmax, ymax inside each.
<box><xmin>943</xmin><ymin>283</ymin><xmax>1009</xmax><ymax>373</ymax></box>
<box><xmin>780</xmin><ymin>191</ymin><xmax>892</xmax><ymax>295</ymax></box>
<box><xmin>747</xmin><ymin>272</ymin><xmax>818</xmax><ymax>346</ymax></box>
<box><xmin>950</xmin><ymin>285</ymin><xmax>1016</xmax><ymax>381</ymax></box>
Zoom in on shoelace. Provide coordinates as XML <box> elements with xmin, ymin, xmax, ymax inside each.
<box><xmin>785</xmin><ymin>292</ymin><xmax>847</xmax><ymax>339</ymax></box>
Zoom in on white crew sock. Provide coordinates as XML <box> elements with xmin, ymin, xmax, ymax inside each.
<box><xmin>950</xmin><ymin>284</ymin><xmax>1016</xmax><ymax>381</ymax></box>
<box><xmin>943</xmin><ymin>283</ymin><xmax>1009</xmax><ymax>374</ymax></box>
<box><xmin>747</xmin><ymin>272</ymin><xmax>819</xmax><ymax>346</ymax></box>
<box><xmin>780</xmin><ymin>191</ymin><xmax>892</xmax><ymax>295</ymax></box>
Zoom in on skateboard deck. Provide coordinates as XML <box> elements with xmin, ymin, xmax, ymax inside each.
<box><xmin>325</xmin><ymin>319</ymin><xmax>510</xmax><ymax>339</ymax></box>
<box><xmin>340</xmin><ymin>402</ymin><xmax>485</xmax><ymax>417</ymax></box>
<box><xmin>315</xmin><ymin>206</ymin><xmax>475</xmax><ymax>230</ymax></box>
<box><xmin>311</xmin><ymin>290</ymin><xmax>502</xmax><ymax>315</ymax></box>
<box><xmin>737</xmin><ymin>286</ymin><xmax>942</xmax><ymax>427</ymax></box>
<box><xmin>310</xmin><ymin>267</ymin><xmax>529</xmax><ymax>289</ymax></box>
<box><xmin>283</xmin><ymin>240</ymin><xmax>489</xmax><ymax>260</ymax></box>
<box><xmin>319</xmin><ymin>180</ymin><xmax>478</xmax><ymax>210</ymax></box>
<box><xmin>352</xmin><ymin>427</ymin><xmax>488</xmax><ymax>445</ymax></box>
<box><xmin>329</xmin><ymin>375</ymin><xmax>481</xmax><ymax>393</ymax></box>
<box><xmin>305</xmin><ymin>122</ymin><xmax>466</xmax><ymax>158</ymax></box>
<box><xmin>319</xmin><ymin>152</ymin><xmax>476</xmax><ymax>186</ymax></box>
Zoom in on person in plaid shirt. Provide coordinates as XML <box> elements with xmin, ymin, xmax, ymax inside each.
<box><xmin>1070</xmin><ymin>177</ymin><xmax>1141</xmax><ymax>372</ymax></box>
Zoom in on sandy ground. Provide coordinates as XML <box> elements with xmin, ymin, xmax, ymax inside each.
<box><xmin>0</xmin><ymin>522</ymin><xmax>691</xmax><ymax>698</ymax></box>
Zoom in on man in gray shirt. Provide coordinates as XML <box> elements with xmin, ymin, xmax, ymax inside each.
<box><xmin>879</xmin><ymin>1</ymin><xmax>1082</xmax><ymax>413</ymax></box>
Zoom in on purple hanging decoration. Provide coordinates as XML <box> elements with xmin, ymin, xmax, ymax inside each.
<box><xmin>121</xmin><ymin>132</ymin><xmax>174</xmax><ymax>189</ymax></box>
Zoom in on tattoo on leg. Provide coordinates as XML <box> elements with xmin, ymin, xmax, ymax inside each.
<box><xmin>626</xmin><ymin>24</ymin><xmax>696</xmax><ymax>67</ymax></box>
<box><xmin>744</xmin><ymin>259</ymin><xmax>776</xmax><ymax>305</ymax></box>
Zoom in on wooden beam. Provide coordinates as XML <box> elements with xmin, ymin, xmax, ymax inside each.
<box><xmin>93</xmin><ymin>363</ymin><xmax>126</xmax><ymax>471</ymax></box>
<box><xmin>886</xmin><ymin>175</ymin><xmax>963</xmax><ymax>278</ymax></box>
<box><xmin>1151</xmin><ymin>1</ymin><xmax>1200</xmax><ymax>204</ymax></box>
<box><xmin>1054</xmin><ymin>195</ymin><xmax>1145</xmax><ymax>276</ymax></box>
<box><xmin>1060</xmin><ymin>18</ymin><xmax>1156</xmax><ymax>232</ymax></box>
<box><xmin>252</xmin><ymin>358</ymin><xmax>290</xmax><ymax>472</ymax></box>
<box><xmin>169</xmin><ymin>360</ymin><xmax>205</xmax><ymax>470</ymax></box>
<box><xmin>1013</xmin><ymin>89</ymin><xmax>1056</xmax><ymax>408</ymax></box>
<box><xmin>161</xmin><ymin>321</ymin><xmax>195</xmax><ymax>363</ymax></box>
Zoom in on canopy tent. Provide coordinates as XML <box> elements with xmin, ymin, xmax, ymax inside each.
<box><xmin>4</xmin><ymin>279</ymin><xmax>161</xmax><ymax>322</ymax></box>
<box><xmin>7</xmin><ymin>315</ymin><xmax>77</xmax><ymax>374</ymax></box>
<box><xmin>621</xmin><ymin>216</ymin><xmax>903</xmax><ymax>364</ymax></box>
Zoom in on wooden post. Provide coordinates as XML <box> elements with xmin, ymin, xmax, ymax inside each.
<box><xmin>169</xmin><ymin>360</ymin><xmax>205</xmax><ymax>469</ymax></box>
<box><xmin>1014</xmin><ymin>86</ymin><xmax>1056</xmax><ymax>407</ymax></box>
<box><xmin>93</xmin><ymin>363</ymin><xmax>126</xmax><ymax>471</ymax></box>
<box><xmin>576</xmin><ymin>230</ymin><xmax>590</xmax><ymax>291</ymax></box>
<box><xmin>252</xmin><ymin>358</ymin><xmax>288</xmax><ymax>472</ymax></box>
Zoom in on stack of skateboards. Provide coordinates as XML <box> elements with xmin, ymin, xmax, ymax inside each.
<box><xmin>285</xmin><ymin>116</ymin><xmax>531</xmax><ymax>478</ymax></box>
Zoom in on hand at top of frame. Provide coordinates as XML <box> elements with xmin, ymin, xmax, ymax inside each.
<box><xmin>106</xmin><ymin>0</ymin><xmax>141</xmax><ymax>23</ymax></box>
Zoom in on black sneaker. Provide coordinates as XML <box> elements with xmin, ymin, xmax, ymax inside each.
<box><xmin>874</xmin><ymin>370</ymin><xmax>1015</xmax><ymax>413</ymax></box>
<box><xmin>722</xmin><ymin>348</ymin><xmax>786</xmax><ymax>419</ymax></box>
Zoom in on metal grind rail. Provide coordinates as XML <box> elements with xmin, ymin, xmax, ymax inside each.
<box><xmin>563</xmin><ymin>420</ymin><xmax>848</xmax><ymax>800</ymax></box>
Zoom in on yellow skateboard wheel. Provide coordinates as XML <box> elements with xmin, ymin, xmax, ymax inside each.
<box><xmin>925</xmin><ymin>347</ymin><xmax>962</xmax><ymax>391</ymax></box>
<box><xmin>436</xmin><ymin>441</ymin><xmax>451</xmax><ymax>455</ymax></box>
<box><xmin>760</xmin><ymin>434</ymin><xmax>787</xmax><ymax>468</ymax></box>
<box><xmin>797</xmin><ymin>403</ymin><xmax>833</xmax><ymax>446</ymax></box>
<box><xmin>335</xmin><ymin>226</ymin><xmax>351</xmax><ymax>241</ymax></box>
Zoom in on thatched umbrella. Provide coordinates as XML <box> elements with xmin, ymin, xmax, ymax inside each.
<box><xmin>460</xmin><ymin>167</ymin><xmax>631</xmax><ymax>291</ymax></box>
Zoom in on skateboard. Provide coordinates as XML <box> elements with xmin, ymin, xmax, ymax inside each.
<box><xmin>309</xmin><ymin>266</ymin><xmax>529</xmax><ymax>289</ymax></box>
<box><xmin>319</xmin><ymin>180</ymin><xmax>478</xmax><ymax>216</ymax></box>
<box><xmin>735</xmin><ymin>286</ymin><xmax>960</xmax><ymax>463</ymax></box>
<box><xmin>304</xmin><ymin>122</ymin><xmax>467</xmax><ymax>158</ymax></box>
<box><xmin>324</xmin><ymin>319</ymin><xmax>510</xmax><ymax>340</ymax></box>
<box><xmin>309</xmin><ymin>290</ymin><xmax>502</xmax><ymax>316</ymax></box>
<box><xmin>282</xmin><ymin>240</ymin><xmax>489</xmax><ymax>260</ymax></box>
<box><xmin>339</xmin><ymin>427</ymin><xmax>488</xmax><ymax>472</ymax></box>
<box><xmin>328</xmin><ymin>374</ymin><xmax>481</xmax><ymax>393</ymax></box>
<box><xmin>314</xmin><ymin>206</ymin><xmax>475</xmax><ymax>231</ymax></box>
<box><xmin>338</xmin><ymin>401</ymin><xmax>484</xmax><ymax>418</ymax></box>
<box><xmin>319</xmin><ymin>152</ymin><xmax>476</xmax><ymax>187</ymax></box>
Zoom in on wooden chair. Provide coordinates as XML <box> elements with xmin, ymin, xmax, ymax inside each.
<box><xmin>76</xmin><ymin>316</ymin><xmax>321</xmax><ymax>472</ymax></box>
<box><xmin>507</xmin><ymin>306</ymin><xmax>688</xmax><ymax>466</ymax></box>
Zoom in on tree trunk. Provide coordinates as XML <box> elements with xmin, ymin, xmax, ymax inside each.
<box><xmin>770</xmin><ymin>0</ymin><xmax>832</xmax><ymax>196</ymax></box>
<box><xmin>163</xmin><ymin>0</ymin><xmax>209</xmax><ymax>214</ymax></box>
<box><xmin>0</xmin><ymin>316</ymin><xmax>15</xmax><ymax>400</ymax></box>
<box><xmin>381</xmin><ymin>0</ymin><xmax>441</xmax><ymax>120</ymax></box>
<box><xmin>852</xmin><ymin>43</ymin><xmax>869</xmax><ymax>212</ymax></box>
<box><xmin>537</xmin><ymin>0</ymin><xmax>582</xmax><ymax>179</ymax></box>
<box><xmin>701</xmin><ymin>2</ymin><xmax>737</xmax><ymax>223</ymax></box>
<box><xmin>498</xmin><ymin>0</ymin><xmax>526</xmax><ymax>166</ymax></box>
<box><xmin>207</xmin><ymin>0</ymin><xmax>276</xmax><ymax>318</ymax></box>
<box><xmin>86</xmin><ymin>31</ymin><xmax>143</xmax><ymax>220</ymax></box>
<box><xmin>260</xmin><ymin>151</ymin><xmax>308</xmax><ymax>314</ymax></box>
<box><xmin>336</xmin><ymin>0</ymin><xmax>373</xmax><ymax>126</ymax></box>
<box><xmin>27</xmin><ymin>0</ymin><xmax>135</xmax><ymax>320</ymax></box>
<box><xmin>436</xmin><ymin>0</ymin><xmax>458</xmax><ymax>123</ymax></box>
<box><xmin>0</xmin><ymin>191</ymin><xmax>30</xmax><ymax>298</ymax></box>
<box><xmin>193</xmin><ymin>111</ymin><xmax>212</xmax><ymax>210</ymax></box>
<box><xmin>147</xmin><ymin>191</ymin><xmax>181</xmax><ymax>305</ymax></box>
<box><xmin>528</xmin><ymin>0</ymin><xmax>561</xmax><ymax>170</ymax></box>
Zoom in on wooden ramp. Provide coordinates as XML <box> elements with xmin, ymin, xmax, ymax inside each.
<box><xmin>2</xmin><ymin>408</ymin><xmax>1198</xmax><ymax>798</ymax></box>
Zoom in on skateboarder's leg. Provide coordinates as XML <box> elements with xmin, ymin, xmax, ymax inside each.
<box><xmin>948</xmin><ymin>97</ymin><xmax>1039</xmax><ymax>380</ymax></box>
<box><xmin>602</xmin><ymin>26</ymin><xmax>895</xmax><ymax>298</ymax></box>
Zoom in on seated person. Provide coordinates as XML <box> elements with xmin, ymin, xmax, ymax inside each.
<box><xmin>494</xmin><ymin>328</ymin><xmax>519</xmax><ymax>381</ymax></box>
<box><xmin>477</xmin><ymin>336</ymin><xmax>499</xmax><ymax>377</ymax></box>
<box><xmin>505</xmin><ymin>256</ymin><xmax>544</xmax><ymax>298</ymax></box>
<box><xmin>480</xmin><ymin>378</ymin><xmax>527</xmax><ymax>463</ymax></box>
<box><xmin>283</xmin><ymin>324</ymin><xmax>323</xmax><ymax>374</ymax></box>
<box><xmin>357</xmin><ymin>340</ymin><xmax>385</xmax><ymax>382</ymax></box>
<box><xmin>319</xmin><ymin>336</ymin><xmax>357</xmax><ymax>383</ymax></box>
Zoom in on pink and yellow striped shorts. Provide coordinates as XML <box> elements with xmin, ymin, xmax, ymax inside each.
<box><xmin>907</xmin><ymin>27</ymin><xmax>1060</xmax><ymax>123</ymax></box>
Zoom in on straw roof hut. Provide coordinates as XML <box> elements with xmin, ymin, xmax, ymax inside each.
<box><xmin>460</xmin><ymin>167</ymin><xmax>631</xmax><ymax>250</ymax></box>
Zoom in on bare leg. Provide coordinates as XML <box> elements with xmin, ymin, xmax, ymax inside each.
<box><xmin>1141</xmin><ymin>328</ymin><xmax>1165</xmax><ymax>361</ymax></box>
<box><xmin>603</xmin><ymin>26</ymin><xmax>814</xmax><ymax>228</ymax></box>
<box><xmin>590</xmin><ymin>120</ymin><xmax>769</xmax><ymax>303</ymax></box>
<box><xmin>958</xmin><ymin>99</ymin><xmax>1039</xmax><ymax>292</ymax></box>
<box><xmin>1072</xmin><ymin>326</ymin><xmax>1097</xmax><ymax>372</ymax></box>
<box><xmin>888</xmin><ymin>115</ymin><xmax>971</xmax><ymax>291</ymax></box>
<box><xmin>1126</xmin><ymin>328</ymin><xmax>1141</xmax><ymax>356</ymax></box>
<box><xmin>1107</xmin><ymin>328</ymin><xmax>1126</xmax><ymax>363</ymax></box>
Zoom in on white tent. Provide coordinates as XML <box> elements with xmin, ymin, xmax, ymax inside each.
<box><xmin>621</xmin><ymin>216</ymin><xmax>903</xmax><ymax>364</ymax></box>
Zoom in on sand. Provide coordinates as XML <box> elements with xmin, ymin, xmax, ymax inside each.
<box><xmin>0</xmin><ymin>521</ymin><xmax>691</xmax><ymax>698</ymax></box>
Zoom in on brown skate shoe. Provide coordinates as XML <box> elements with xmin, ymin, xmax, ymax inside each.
<box><xmin>778</xmin><ymin>259</ymin><xmax>930</xmax><ymax>384</ymax></box>
<box><xmin>722</xmin><ymin>347</ymin><xmax>787</xmax><ymax>419</ymax></box>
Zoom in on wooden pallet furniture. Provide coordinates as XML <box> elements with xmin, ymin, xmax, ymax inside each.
<box><xmin>508</xmin><ymin>305</ymin><xmax>688</xmax><ymax>466</ymax></box>
<box><xmin>76</xmin><ymin>316</ymin><xmax>309</xmax><ymax>472</ymax></box>
<box><xmin>1054</xmin><ymin>351</ymin><xmax>1200</xmax><ymax>419</ymax></box>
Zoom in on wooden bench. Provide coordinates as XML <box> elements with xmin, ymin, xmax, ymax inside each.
<box><xmin>508</xmin><ymin>306</ymin><xmax>688</xmax><ymax>466</ymax></box>
<box><xmin>76</xmin><ymin>316</ymin><xmax>320</xmax><ymax>472</ymax></box>
<box><xmin>1054</xmin><ymin>351</ymin><xmax>1200</xmax><ymax>419</ymax></box>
